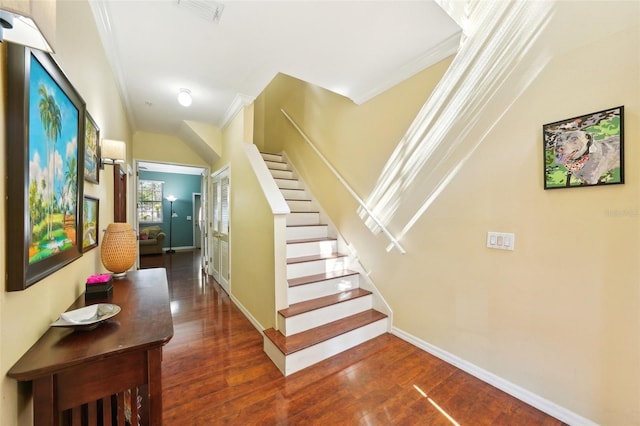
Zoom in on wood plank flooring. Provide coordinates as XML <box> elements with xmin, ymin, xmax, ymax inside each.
<box><xmin>140</xmin><ymin>251</ymin><xmax>566</xmax><ymax>425</ymax></box>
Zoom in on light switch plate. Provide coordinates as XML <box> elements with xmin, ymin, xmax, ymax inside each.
<box><xmin>487</xmin><ymin>232</ymin><xmax>515</xmax><ymax>251</ymax></box>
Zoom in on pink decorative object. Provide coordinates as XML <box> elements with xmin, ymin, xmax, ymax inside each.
<box><xmin>86</xmin><ymin>274</ymin><xmax>113</xmax><ymax>285</ymax></box>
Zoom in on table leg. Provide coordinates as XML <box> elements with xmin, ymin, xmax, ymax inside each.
<box><xmin>33</xmin><ymin>376</ymin><xmax>56</xmax><ymax>426</ymax></box>
<box><xmin>147</xmin><ymin>347</ymin><xmax>163</xmax><ymax>426</ymax></box>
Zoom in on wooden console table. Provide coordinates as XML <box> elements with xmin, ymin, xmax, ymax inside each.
<box><xmin>8</xmin><ymin>268</ymin><xmax>174</xmax><ymax>426</ymax></box>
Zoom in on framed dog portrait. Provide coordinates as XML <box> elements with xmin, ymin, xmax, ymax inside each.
<box><xmin>543</xmin><ymin>106</ymin><xmax>624</xmax><ymax>189</ymax></box>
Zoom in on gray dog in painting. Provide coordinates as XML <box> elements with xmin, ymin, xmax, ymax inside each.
<box><xmin>554</xmin><ymin>130</ymin><xmax>620</xmax><ymax>185</ymax></box>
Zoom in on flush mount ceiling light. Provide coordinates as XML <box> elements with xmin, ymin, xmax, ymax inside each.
<box><xmin>177</xmin><ymin>88</ymin><xmax>192</xmax><ymax>107</ymax></box>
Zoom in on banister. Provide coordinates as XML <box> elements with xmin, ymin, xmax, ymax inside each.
<box><xmin>281</xmin><ymin>108</ymin><xmax>406</xmax><ymax>254</ymax></box>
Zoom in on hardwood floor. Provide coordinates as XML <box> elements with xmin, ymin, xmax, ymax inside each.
<box><xmin>140</xmin><ymin>251</ymin><xmax>566</xmax><ymax>425</ymax></box>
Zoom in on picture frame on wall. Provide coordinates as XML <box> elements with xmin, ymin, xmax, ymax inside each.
<box><xmin>82</xmin><ymin>195</ymin><xmax>100</xmax><ymax>252</ymax></box>
<box><xmin>543</xmin><ymin>106</ymin><xmax>624</xmax><ymax>189</ymax></box>
<box><xmin>84</xmin><ymin>112</ymin><xmax>100</xmax><ymax>184</ymax></box>
<box><xmin>5</xmin><ymin>44</ymin><xmax>86</xmax><ymax>291</ymax></box>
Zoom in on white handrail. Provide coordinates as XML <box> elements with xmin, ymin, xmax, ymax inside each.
<box><xmin>281</xmin><ymin>109</ymin><xmax>406</xmax><ymax>254</ymax></box>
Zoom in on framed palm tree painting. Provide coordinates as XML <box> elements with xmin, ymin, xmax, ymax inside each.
<box><xmin>5</xmin><ymin>44</ymin><xmax>86</xmax><ymax>291</ymax></box>
<box><xmin>82</xmin><ymin>196</ymin><xmax>99</xmax><ymax>252</ymax></box>
<box><xmin>85</xmin><ymin>112</ymin><xmax>100</xmax><ymax>184</ymax></box>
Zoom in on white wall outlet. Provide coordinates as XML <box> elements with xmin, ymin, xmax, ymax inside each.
<box><xmin>487</xmin><ymin>232</ymin><xmax>515</xmax><ymax>251</ymax></box>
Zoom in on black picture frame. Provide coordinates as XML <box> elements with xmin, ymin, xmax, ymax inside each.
<box><xmin>6</xmin><ymin>44</ymin><xmax>86</xmax><ymax>291</ymax></box>
<box><xmin>84</xmin><ymin>111</ymin><xmax>100</xmax><ymax>184</ymax></box>
<box><xmin>82</xmin><ymin>195</ymin><xmax>100</xmax><ymax>252</ymax></box>
<box><xmin>543</xmin><ymin>106</ymin><xmax>624</xmax><ymax>189</ymax></box>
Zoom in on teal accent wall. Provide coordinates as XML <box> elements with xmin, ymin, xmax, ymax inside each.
<box><xmin>139</xmin><ymin>171</ymin><xmax>201</xmax><ymax>249</ymax></box>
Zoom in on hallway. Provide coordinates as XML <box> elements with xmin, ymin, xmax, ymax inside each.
<box><xmin>141</xmin><ymin>251</ymin><xmax>565</xmax><ymax>425</ymax></box>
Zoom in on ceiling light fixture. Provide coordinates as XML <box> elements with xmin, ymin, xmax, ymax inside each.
<box><xmin>178</xmin><ymin>88</ymin><xmax>192</xmax><ymax>107</ymax></box>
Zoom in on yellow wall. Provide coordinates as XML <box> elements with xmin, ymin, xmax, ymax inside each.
<box><xmin>213</xmin><ymin>107</ymin><xmax>276</xmax><ymax>329</ymax></box>
<box><xmin>258</xmin><ymin>10</ymin><xmax>639</xmax><ymax>426</ymax></box>
<box><xmin>133</xmin><ymin>130</ymin><xmax>209</xmax><ymax>167</ymax></box>
<box><xmin>0</xmin><ymin>1</ymin><xmax>131</xmax><ymax>425</ymax></box>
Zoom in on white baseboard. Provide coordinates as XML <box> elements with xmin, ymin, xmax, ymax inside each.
<box><xmin>230</xmin><ymin>294</ymin><xmax>266</xmax><ymax>337</ymax></box>
<box><xmin>391</xmin><ymin>327</ymin><xmax>597</xmax><ymax>426</ymax></box>
<box><xmin>163</xmin><ymin>245</ymin><xmax>195</xmax><ymax>252</ymax></box>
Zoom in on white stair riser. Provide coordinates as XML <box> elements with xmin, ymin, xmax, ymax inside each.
<box><xmin>265</xmin><ymin>161</ymin><xmax>289</xmax><ymax>171</ymax></box>
<box><xmin>287</xmin><ymin>257</ymin><xmax>350</xmax><ymax>279</ymax></box>
<box><xmin>286</xmin><ymin>225</ymin><xmax>328</xmax><ymax>240</ymax></box>
<box><xmin>288</xmin><ymin>274</ymin><xmax>360</xmax><ymax>304</ymax></box>
<box><xmin>263</xmin><ymin>339</ymin><xmax>286</xmax><ymax>375</ymax></box>
<box><xmin>261</xmin><ymin>153</ymin><xmax>283</xmax><ymax>162</ymax></box>
<box><xmin>287</xmin><ymin>240</ymin><xmax>337</xmax><ymax>258</ymax></box>
<box><xmin>286</xmin><ymin>200</ymin><xmax>313</xmax><ymax>212</ymax></box>
<box><xmin>286</xmin><ymin>212</ymin><xmax>320</xmax><ymax>226</ymax></box>
<box><xmin>282</xmin><ymin>319</ymin><xmax>388</xmax><ymax>376</ymax></box>
<box><xmin>270</xmin><ymin>169</ymin><xmax>295</xmax><ymax>179</ymax></box>
<box><xmin>275</xmin><ymin>179</ymin><xmax>303</xmax><ymax>190</ymax></box>
<box><xmin>279</xmin><ymin>295</ymin><xmax>373</xmax><ymax>336</ymax></box>
<box><xmin>280</xmin><ymin>189</ymin><xmax>307</xmax><ymax>199</ymax></box>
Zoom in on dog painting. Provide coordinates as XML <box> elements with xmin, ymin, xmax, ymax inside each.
<box><xmin>544</xmin><ymin>106</ymin><xmax>624</xmax><ymax>189</ymax></box>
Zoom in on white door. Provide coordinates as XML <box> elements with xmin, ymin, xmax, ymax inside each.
<box><xmin>193</xmin><ymin>193</ymin><xmax>202</xmax><ymax>249</ymax></box>
<box><xmin>211</xmin><ymin>167</ymin><xmax>230</xmax><ymax>293</ymax></box>
<box><xmin>200</xmin><ymin>173</ymin><xmax>210</xmax><ymax>274</ymax></box>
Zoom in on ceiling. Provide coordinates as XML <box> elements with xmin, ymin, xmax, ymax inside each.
<box><xmin>89</xmin><ymin>0</ymin><xmax>461</xmax><ymax>140</ymax></box>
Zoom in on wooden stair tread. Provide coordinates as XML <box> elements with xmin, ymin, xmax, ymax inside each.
<box><xmin>279</xmin><ymin>288</ymin><xmax>372</xmax><ymax>318</ymax></box>
<box><xmin>287</xmin><ymin>224</ymin><xmax>327</xmax><ymax>228</ymax></box>
<box><xmin>287</xmin><ymin>237</ymin><xmax>337</xmax><ymax>245</ymax></box>
<box><xmin>288</xmin><ymin>269</ymin><xmax>359</xmax><ymax>287</ymax></box>
<box><xmin>264</xmin><ymin>310</ymin><xmax>387</xmax><ymax>355</ymax></box>
<box><xmin>285</xmin><ymin>198</ymin><xmax>312</xmax><ymax>202</ymax></box>
<box><xmin>287</xmin><ymin>252</ymin><xmax>347</xmax><ymax>265</ymax></box>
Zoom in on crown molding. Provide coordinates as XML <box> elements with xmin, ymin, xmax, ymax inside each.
<box><xmin>350</xmin><ymin>31</ymin><xmax>462</xmax><ymax>105</ymax></box>
<box><xmin>88</xmin><ymin>0</ymin><xmax>137</xmax><ymax>131</ymax></box>
<box><xmin>219</xmin><ymin>93</ymin><xmax>255</xmax><ymax>130</ymax></box>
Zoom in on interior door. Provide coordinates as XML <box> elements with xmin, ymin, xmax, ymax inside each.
<box><xmin>193</xmin><ymin>193</ymin><xmax>202</xmax><ymax>249</ymax></box>
<box><xmin>200</xmin><ymin>173</ymin><xmax>210</xmax><ymax>274</ymax></box>
<box><xmin>211</xmin><ymin>167</ymin><xmax>230</xmax><ymax>293</ymax></box>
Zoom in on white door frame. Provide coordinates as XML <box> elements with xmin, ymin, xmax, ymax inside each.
<box><xmin>211</xmin><ymin>165</ymin><xmax>230</xmax><ymax>293</ymax></box>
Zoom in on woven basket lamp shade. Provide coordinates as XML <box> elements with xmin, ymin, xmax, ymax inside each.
<box><xmin>101</xmin><ymin>223</ymin><xmax>137</xmax><ymax>277</ymax></box>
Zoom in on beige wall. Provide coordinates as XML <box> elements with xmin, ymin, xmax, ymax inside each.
<box><xmin>258</xmin><ymin>8</ymin><xmax>639</xmax><ymax>426</ymax></box>
<box><xmin>0</xmin><ymin>1</ymin><xmax>131</xmax><ymax>425</ymax></box>
<box><xmin>133</xmin><ymin>131</ymin><xmax>209</xmax><ymax>167</ymax></box>
<box><xmin>213</xmin><ymin>107</ymin><xmax>276</xmax><ymax>329</ymax></box>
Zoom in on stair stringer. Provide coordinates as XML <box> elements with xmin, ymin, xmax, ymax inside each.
<box><xmin>280</xmin><ymin>151</ymin><xmax>394</xmax><ymax>324</ymax></box>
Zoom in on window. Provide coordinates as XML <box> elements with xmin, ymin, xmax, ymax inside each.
<box><xmin>138</xmin><ymin>180</ymin><xmax>164</xmax><ymax>223</ymax></box>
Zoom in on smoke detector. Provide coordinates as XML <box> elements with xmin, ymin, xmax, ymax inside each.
<box><xmin>177</xmin><ymin>0</ymin><xmax>224</xmax><ymax>24</ymax></box>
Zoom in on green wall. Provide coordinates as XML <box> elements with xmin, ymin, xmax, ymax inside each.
<box><xmin>139</xmin><ymin>171</ymin><xmax>201</xmax><ymax>248</ymax></box>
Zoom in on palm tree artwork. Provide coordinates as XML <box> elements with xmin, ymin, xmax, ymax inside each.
<box><xmin>38</xmin><ymin>83</ymin><xmax>61</xmax><ymax>241</ymax></box>
<box><xmin>27</xmin><ymin>56</ymin><xmax>80</xmax><ymax>264</ymax></box>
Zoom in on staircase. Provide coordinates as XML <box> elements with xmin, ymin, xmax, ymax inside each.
<box><xmin>260</xmin><ymin>152</ymin><xmax>389</xmax><ymax>376</ymax></box>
